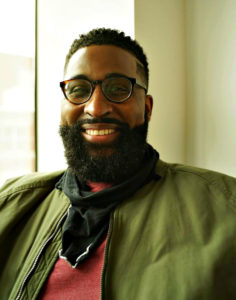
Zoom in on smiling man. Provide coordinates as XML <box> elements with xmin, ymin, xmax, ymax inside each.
<box><xmin>59</xmin><ymin>43</ymin><xmax>153</xmax><ymax>183</ymax></box>
<box><xmin>0</xmin><ymin>28</ymin><xmax>236</xmax><ymax>300</ymax></box>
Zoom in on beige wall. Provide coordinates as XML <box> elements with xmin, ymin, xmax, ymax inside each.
<box><xmin>135</xmin><ymin>0</ymin><xmax>187</xmax><ymax>163</ymax></box>
<box><xmin>135</xmin><ymin>0</ymin><xmax>236</xmax><ymax>176</ymax></box>
<box><xmin>186</xmin><ymin>0</ymin><xmax>236</xmax><ymax>176</ymax></box>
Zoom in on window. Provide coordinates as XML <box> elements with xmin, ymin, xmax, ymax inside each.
<box><xmin>0</xmin><ymin>0</ymin><xmax>35</xmax><ymax>185</ymax></box>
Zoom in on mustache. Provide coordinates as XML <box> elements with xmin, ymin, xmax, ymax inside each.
<box><xmin>71</xmin><ymin>118</ymin><xmax>130</xmax><ymax>131</ymax></box>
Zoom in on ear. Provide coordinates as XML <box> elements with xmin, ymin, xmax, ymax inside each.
<box><xmin>145</xmin><ymin>94</ymin><xmax>153</xmax><ymax>121</ymax></box>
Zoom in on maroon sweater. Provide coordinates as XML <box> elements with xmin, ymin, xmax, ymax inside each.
<box><xmin>39</xmin><ymin>182</ymin><xmax>111</xmax><ymax>299</ymax></box>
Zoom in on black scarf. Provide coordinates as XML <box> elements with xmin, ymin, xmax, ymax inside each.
<box><xmin>56</xmin><ymin>145</ymin><xmax>159</xmax><ymax>267</ymax></box>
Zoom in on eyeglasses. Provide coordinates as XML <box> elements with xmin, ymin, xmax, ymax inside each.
<box><xmin>60</xmin><ymin>75</ymin><xmax>147</xmax><ymax>104</ymax></box>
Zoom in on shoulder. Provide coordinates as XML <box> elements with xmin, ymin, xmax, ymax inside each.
<box><xmin>155</xmin><ymin>159</ymin><xmax>236</xmax><ymax>203</ymax></box>
<box><xmin>0</xmin><ymin>170</ymin><xmax>65</xmax><ymax>198</ymax></box>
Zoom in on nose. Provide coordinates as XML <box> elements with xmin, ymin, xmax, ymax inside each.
<box><xmin>84</xmin><ymin>85</ymin><xmax>113</xmax><ymax>118</ymax></box>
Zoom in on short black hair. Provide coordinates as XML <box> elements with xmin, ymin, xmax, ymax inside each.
<box><xmin>64</xmin><ymin>28</ymin><xmax>149</xmax><ymax>87</ymax></box>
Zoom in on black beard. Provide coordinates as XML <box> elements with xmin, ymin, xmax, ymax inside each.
<box><xmin>59</xmin><ymin>115</ymin><xmax>149</xmax><ymax>184</ymax></box>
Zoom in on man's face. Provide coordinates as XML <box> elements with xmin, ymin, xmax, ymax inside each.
<box><xmin>61</xmin><ymin>45</ymin><xmax>152</xmax><ymax>145</ymax></box>
<box><xmin>60</xmin><ymin>45</ymin><xmax>153</xmax><ymax>183</ymax></box>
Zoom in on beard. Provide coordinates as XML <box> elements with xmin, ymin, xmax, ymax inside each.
<box><xmin>59</xmin><ymin>114</ymin><xmax>149</xmax><ymax>184</ymax></box>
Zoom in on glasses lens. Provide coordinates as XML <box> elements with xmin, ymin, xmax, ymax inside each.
<box><xmin>65</xmin><ymin>79</ymin><xmax>91</xmax><ymax>103</ymax></box>
<box><xmin>102</xmin><ymin>77</ymin><xmax>132</xmax><ymax>102</ymax></box>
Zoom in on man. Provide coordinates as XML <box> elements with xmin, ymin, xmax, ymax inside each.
<box><xmin>0</xmin><ymin>28</ymin><xmax>236</xmax><ymax>300</ymax></box>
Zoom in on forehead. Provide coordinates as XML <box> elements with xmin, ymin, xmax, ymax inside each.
<box><xmin>65</xmin><ymin>45</ymin><xmax>139</xmax><ymax>80</ymax></box>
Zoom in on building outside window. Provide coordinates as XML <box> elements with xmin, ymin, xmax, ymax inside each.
<box><xmin>0</xmin><ymin>0</ymin><xmax>35</xmax><ymax>186</ymax></box>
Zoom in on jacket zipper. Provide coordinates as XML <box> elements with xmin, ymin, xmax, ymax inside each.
<box><xmin>100</xmin><ymin>213</ymin><xmax>114</xmax><ymax>300</ymax></box>
<box><xmin>15</xmin><ymin>209</ymin><xmax>68</xmax><ymax>300</ymax></box>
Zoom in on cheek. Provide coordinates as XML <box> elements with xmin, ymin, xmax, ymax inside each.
<box><xmin>133</xmin><ymin>107</ymin><xmax>146</xmax><ymax>126</ymax></box>
<box><xmin>122</xmin><ymin>101</ymin><xmax>146</xmax><ymax>128</ymax></box>
<box><xmin>60</xmin><ymin>99</ymin><xmax>83</xmax><ymax>125</ymax></box>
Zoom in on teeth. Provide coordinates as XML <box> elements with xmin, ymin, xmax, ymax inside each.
<box><xmin>85</xmin><ymin>129</ymin><xmax>115</xmax><ymax>136</ymax></box>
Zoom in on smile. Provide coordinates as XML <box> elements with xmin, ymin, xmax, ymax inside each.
<box><xmin>85</xmin><ymin>129</ymin><xmax>115</xmax><ymax>136</ymax></box>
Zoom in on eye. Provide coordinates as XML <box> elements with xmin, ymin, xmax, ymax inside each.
<box><xmin>108</xmin><ymin>84</ymin><xmax>129</xmax><ymax>94</ymax></box>
<box><xmin>104</xmin><ymin>78</ymin><xmax>131</xmax><ymax>96</ymax></box>
<box><xmin>65</xmin><ymin>79</ymin><xmax>91</xmax><ymax>99</ymax></box>
<box><xmin>69</xmin><ymin>86</ymin><xmax>90</xmax><ymax>96</ymax></box>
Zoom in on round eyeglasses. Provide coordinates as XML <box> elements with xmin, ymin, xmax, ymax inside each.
<box><xmin>60</xmin><ymin>75</ymin><xmax>147</xmax><ymax>104</ymax></box>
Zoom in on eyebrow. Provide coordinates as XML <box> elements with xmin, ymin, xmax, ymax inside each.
<box><xmin>67</xmin><ymin>72</ymin><xmax>130</xmax><ymax>81</ymax></box>
<box><xmin>67</xmin><ymin>74</ymin><xmax>89</xmax><ymax>81</ymax></box>
<box><xmin>105</xmin><ymin>72</ymin><xmax>128</xmax><ymax>78</ymax></box>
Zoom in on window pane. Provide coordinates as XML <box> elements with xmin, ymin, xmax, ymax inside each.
<box><xmin>0</xmin><ymin>0</ymin><xmax>35</xmax><ymax>186</ymax></box>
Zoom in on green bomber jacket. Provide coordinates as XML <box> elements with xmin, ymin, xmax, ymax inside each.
<box><xmin>0</xmin><ymin>160</ymin><xmax>236</xmax><ymax>300</ymax></box>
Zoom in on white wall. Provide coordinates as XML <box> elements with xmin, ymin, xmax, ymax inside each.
<box><xmin>135</xmin><ymin>0</ymin><xmax>186</xmax><ymax>163</ymax></box>
<box><xmin>37</xmin><ymin>0</ymin><xmax>134</xmax><ymax>171</ymax></box>
<box><xmin>186</xmin><ymin>0</ymin><xmax>236</xmax><ymax>176</ymax></box>
<box><xmin>135</xmin><ymin>0</ymin><xmax>236</xmax><ymax>176</ymax></box>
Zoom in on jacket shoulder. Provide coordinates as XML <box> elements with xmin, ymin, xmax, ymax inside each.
<box><xmin>156</xmin><ymin>160</ymin><xmax>236</xmax><ymax>201</ymax></box>
<box><xmin>0</xmin><ymin>170</ymin><xmax>65</xmax><ymax>197</ymax></box>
